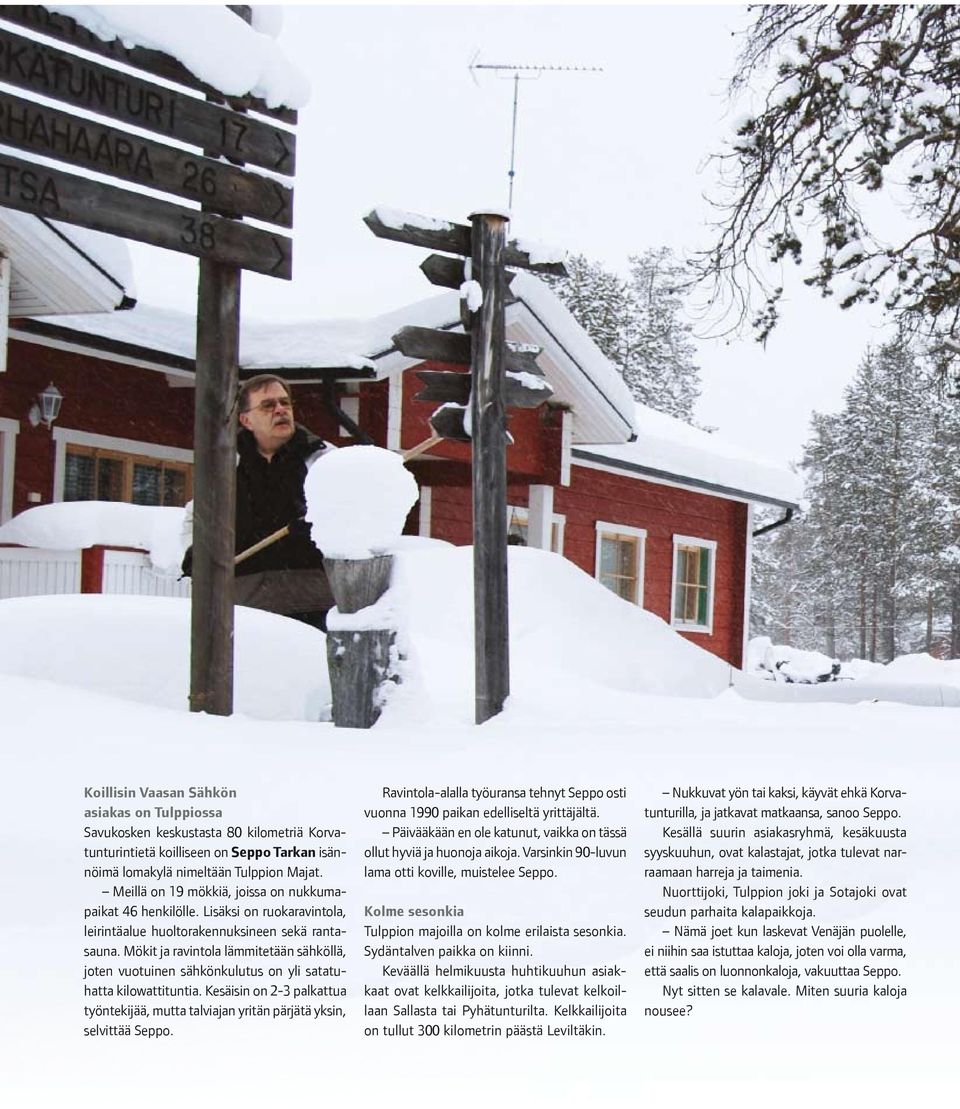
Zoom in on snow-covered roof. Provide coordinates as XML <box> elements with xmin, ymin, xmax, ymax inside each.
<box><xmin>0</xmin><ymin>211</ymin><xmax>133</xmax><ymax>317</ymax></box>
<box><xmin>576</xmin><ymin>403</ymin><xmax>801</xmax><ymax>509</ymax></box>
<box><xmin>47</xmin><ymin>4</ymin><xmax>309</xmax><ymax>109</ymax></box>
<box><xmin>17</xmin><ymin>283</ymin><xmax>794</xmax><ymax>501</ymax></box>
<box><xmin>20</xmin><ymin>278</ymin><xmax>638</xmax><ymax>442</ymax></box>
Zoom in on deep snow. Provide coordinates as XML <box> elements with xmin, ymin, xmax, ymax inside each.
<box><xmin>1</xmin><ymin>540</ymin><xmax>957</xmax><ymax>1108</ymax></box>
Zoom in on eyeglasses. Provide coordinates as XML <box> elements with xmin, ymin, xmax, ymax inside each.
<box><xmin>244</xmin><ymin>396</ymin><xmax>293</xmax><ymax>414</ymax></box>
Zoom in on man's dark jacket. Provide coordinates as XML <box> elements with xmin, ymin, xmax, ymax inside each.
<box><xmin>234</xmin><ymin>424</ymin><xmax>327</xmax><ymax>574</ymax></box>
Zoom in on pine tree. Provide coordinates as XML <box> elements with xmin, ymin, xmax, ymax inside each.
<box><xmin>621</xmin><ymin>249</ymin><xmax>701</xmax><ymax>420</ymax></box>
<box><xmin>753</xmin><ymin>337</ymin><xmax>960</xmax><ymax>661</ymax></box>
<box><xmin>548</xmin><ymin>249</ymin><xmax>701</xmax><ymax>422</ymax></box>
<box><xmin>704</xmin><ymin>6</ymin><xmax>960</xmax><ymax>355</ymax></box>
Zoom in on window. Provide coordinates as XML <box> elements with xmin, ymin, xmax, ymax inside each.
<box><xmin>64</xmin><ymin>445</ymin><xmax>192</xmax><ymax>507</ymax></box>
<box><xmin>671</xmin><ymin>536</ymin><xmax>717</xmax><ymax>633</ymax></box>
<box><xmin>506</xmin><ymin>505</ymin><xmax>565</xmax><ymax>553</ymax></box>
<box><xmin>594</xmin><ymin>522</ymin><xmax>646</xmax><ymax>604</ymax></box>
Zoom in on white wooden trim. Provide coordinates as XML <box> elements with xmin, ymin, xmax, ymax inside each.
<box><xmin>0</xmin><ymin>416</ymin><xmax>19</xmax><ymax>523</ymax></box>
<box><xmin>418</xmin><ymin>485</ymin><xmax>432</xmax><ymax>537</ymax></box>
<box><xmin>0</xmin><ymin>254</ymin><xmax>10</xmax><ymax>374</ymax></box>
<box><xmin>339</xmin><ymin>395</ymin><xmax>359</xmax><ymax>438</ymax></box>
<box><xmin>670</xmin><ymin>534</ymin><xmax>718</xmax><ymax>635</ymax></box>
<box><xmin>594</xmin><ymin>520</ymin><xmax>646</xmax><ymax>606</ymax></box>
<box><xmin>742</xmin><ymin>504</ymin><xmax>754</xmax><ymax>668</ymax></box>
<box><xmin>387</xmin><ymin>374</ymin><xmax>403</xmax><ymax>452</ymax></box>
<box><xmin>51</xmin><ymin>427</ymin><xmax>193</xmax><ymax>503</ymax></box>
<box><xmin>527</xmin><ymin>484</ymin><xmax>554</xmax><ymax>551</ymax></box>
<box><xmin>573</xmin><ymin>453</ymin><xmax>753</xmax><ymax>506</ymax></box>
<box><xmin>560</xmin><ymin>410</ymin><xmax>573</xmax><ymax>487</ymax></box>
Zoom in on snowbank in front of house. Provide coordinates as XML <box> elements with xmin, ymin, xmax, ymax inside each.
<box><xmin>381</xmin><ymin>542</ymin><xmax>731</xmax><ymax>726</ymax></box>
<box><xmin>746</xmin><ymin>636</ymin><xmax>840</xmax><ymax>683</ymax></box>
<box><xmin>739</xmin><ymin>637</ymin><xmax>960</xmax><ymax>705</ymax></box>
<box><xmin>0</xmin><ymin>595</ymin><xmax>328</xmax><ymax>721</ymax></box>
<box><xmin>0</xmin><ymin>502</ymin><xmax>187</xmax><ymax>575</ymax></box>
<box><xmin>747</xmin><ymin>635</ymin><xmax>960</xmax><ymax>689</ymax></box>
<box><xmin>0</xmin><ymin>541</ymin><xmax>731</xmax><ymax>724</ymax></box>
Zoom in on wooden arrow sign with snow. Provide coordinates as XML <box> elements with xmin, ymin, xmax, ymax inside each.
<box><xmin>365</xmin><ymin>204</ymin><xmax>565</xmax><ymax>724</ymax></box>
<box><xmin>364</xmin><ymin>207</ymin><xmax>569</xmax><ymax>275</ymax></box>
<box><xmin>0</xmin><ymin>10</ymin><xmax>298</xmax><ymax>276</ymax></box>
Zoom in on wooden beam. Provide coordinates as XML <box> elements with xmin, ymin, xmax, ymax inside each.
<box><xmin>0</xmin><ymin>27</ymin><xmax>296</xmax><ymax>174</ymax></box>
<box><xmin>400</xmin><ymin>434</ymin><xmax>444</xmax><ymax>462</ymax></box>
<box><xmin>0</xmin><ymin>5</ymin><xmax>297</xmax><ymax>124</ymax></box>
<box><xmin>0</xmin><ymin>91</ymin><xmax>293</xmax><ymax>226</ymax></box>
<box><xmin>0</xmin><ymin>151</ymin><xmax>292</xmax><ymax>278</ymax></box>
<box><xmin>189</xmin><ymin>258</ymin><xmax>240</xmax><ymax>716</ymax></box>
<box><xmin>470</xmin><ymin>211</ymin><xmax>510</xmax><ymax>723</ymax></box>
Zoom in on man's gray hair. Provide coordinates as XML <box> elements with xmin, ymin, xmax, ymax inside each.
<box><xmin>238</xmin><ymin>374</ymin><xmax>292</xmax><ymax>413</ymax></box>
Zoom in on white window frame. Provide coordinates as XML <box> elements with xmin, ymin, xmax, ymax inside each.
<box><xmin>52</xmin><ymin>427</ymin><xmax>193</xmax><ymax>503</ymax></box>
<box><xmin>0</xmin><ymin>416</ymin><xmax>19</xmax><ymax>523</ymax></box>
<box><xmin>594</xmin><ymin>521</ymin><xmax>646</xmax><ymax>606</ymax></box>
<box><xmin>507</xmin><ymin>504</ymin><xmax>566</xmax><ymax>554</ymax></box>
<box><xmin>671</xmin><ymin>534</ymin><xmax>717</xmax><ymax>635</ymax></box>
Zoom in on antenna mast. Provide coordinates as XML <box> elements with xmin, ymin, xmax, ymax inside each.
<box><xmin>469</xmin><ymin>57</ymin><xmax>603</xmax><ymax>209</ymax></box>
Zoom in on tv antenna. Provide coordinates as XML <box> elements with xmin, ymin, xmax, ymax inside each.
<box><xmin>469</xmin><ymin>54</ymin><xmax>603</xmax><ymax>209</ymax></box>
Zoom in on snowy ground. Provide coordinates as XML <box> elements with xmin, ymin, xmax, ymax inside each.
<box><xmin>2</xmin><ymin>543</ymin><xmax>958</xmax><ymax>1107</ymax></box>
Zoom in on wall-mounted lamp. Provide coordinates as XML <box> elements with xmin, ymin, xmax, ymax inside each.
<box><xmin>28</xmin><ymin>383</ymin><xmax>64</xmax><ymax>429</ymax></box>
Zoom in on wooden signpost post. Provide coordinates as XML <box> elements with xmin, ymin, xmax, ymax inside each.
<box><xmin>364</xmin><ymin>207</ymin><xmax>566</xmax><ymax>723</ymax></box>
<box><xmin>0</xmin><ymin>6</ymin><xmax>297</xmax><ymax>715</ymax></box>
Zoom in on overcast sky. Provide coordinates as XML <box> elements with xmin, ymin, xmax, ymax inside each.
<box><xmin>126</xmin><ymin>3</ymin><xmax>892</xmax><ymax>469</ymax></box>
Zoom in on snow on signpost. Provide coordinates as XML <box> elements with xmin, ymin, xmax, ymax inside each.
<box><xmin>364</xmin><ymin>205</ymin><xmax>566</xmax><ymax>724</ymax></box>
<box><xmin>305</xmin><ymin>446</ymin><xmax>419</xmax><ymax>728</ymax></box>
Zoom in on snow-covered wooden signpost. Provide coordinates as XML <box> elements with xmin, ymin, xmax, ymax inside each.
<box><xmin>304</xmin><ymin>446</ymin><xmax>419</xmax><ymax>729</ymax></box>
<box><xmin>0</xmin><ymin>5</ymin><xmax>300</xmax><ymax>715</ymax></box>
<box><xmin>364</xmin><ymin>207</ymin><xmax>565</xmax><ymax>722</ymax></box>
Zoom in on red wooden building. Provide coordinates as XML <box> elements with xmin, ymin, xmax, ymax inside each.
<box><xmin>0</xmin><ymin>237</ymin><xmax>798</xmax><ymax>669</ymax></box>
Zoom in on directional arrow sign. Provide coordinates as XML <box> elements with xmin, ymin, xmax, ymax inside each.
<box><xmin>429</xmin><ymin>403</ymin><xmax>472</xmax><ymax>442</ymax></box>
<box><xmin>365</xmin><ymin>208</ymin><xmax>472</xmax><ymax>257</ymax></box>
<box><xmin>420</xmin><ymin>252</ymin><xmax>516</xmax><ymax>291</ymax></box>
<box><xmin>0</xmin><ymin>91</ymin><xmax>293</xmax><ymax>227</ymax></box>
<box><xmin>503</xmin><ymin>370</ymin><xmax>554</xmax><ymax>408</ymax></box>
<box><xmin>366</xmin><ymin>207</ymin><xmax>567</xmax><ymax>275</ymax></box>
<box><xmin>505</xmin><ymin>342</ymin><xmax>545</xmax><ymax>376</ymax></box>
<box><xmin>394</xmin><ymin>325</ymin><xmax>470</xmax><ymax>365</ymax></box>
<box><xmin>415</xmin><ymin>369</ymin><xmax>471</xmax><ymax>405</ymax></box>
<box><xmin>0</xmin><ymin>26</ymin><xmax>296</xmax><ymax>175</ymax></box>
<box><xmin>0</xmin><ymin>151</ymin><xmax>292</xmax><ymax>278</ymax></box>
<box><xmin>416</xmin><ymin>368</ymin><xmax>552</xmax><ymax>409</ymax></box>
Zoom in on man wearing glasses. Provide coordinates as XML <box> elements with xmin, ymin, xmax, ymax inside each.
<box><xmin>184</xmin><ymin>374</ymin><xmax>334</xmax><ymax>629</ymax></box>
